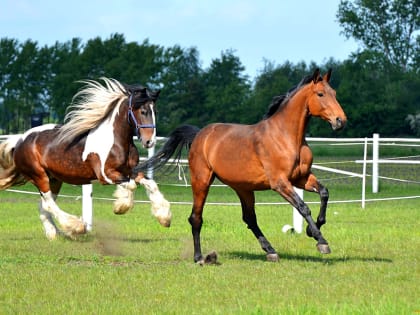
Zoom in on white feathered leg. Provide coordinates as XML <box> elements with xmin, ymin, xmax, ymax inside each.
<box><xmin>113</xmin><ymin>179</ymin><xmax>137</xmax><ymax>214</ymax></box>
<box><xmin>139</xmin><ymin>178</ymin><xmax>172</xmax><ymax>227</ymax></box>
<box><xmin>38</xmin><ymin>200</ymin><xmax>60</xmax><ymax>240</ymax></box>
<box><xmin>40</xmin><ymin>191</ymin><xmax>86</xmax><ymax>238</ymax></box>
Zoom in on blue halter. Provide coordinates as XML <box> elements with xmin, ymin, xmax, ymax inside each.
<box><xmin>127</xmin><ymin>94</ymin><xmax>156</xmax><ymax>139</ymax></box>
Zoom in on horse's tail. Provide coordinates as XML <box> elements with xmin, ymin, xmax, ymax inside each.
<box><xmin>0</xmin><ymin>136</ymin><xmax>27</xmax><ymax>190</ymax></box>
<box><xmin>136</xmin><ymin>124</ymin><xmax>200</xmax><ymax>172</ymax></box>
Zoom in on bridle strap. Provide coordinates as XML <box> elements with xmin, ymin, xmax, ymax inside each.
<box><xmin>127</xmin><ymin>94</ymin><xmax>156</xmax><ymax>139</ymax></box>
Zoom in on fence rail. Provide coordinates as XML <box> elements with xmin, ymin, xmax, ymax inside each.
<box><xmin>2</xmin><ymin>132</ymin><xmax>419</xmax><ymax>233</ymax></box>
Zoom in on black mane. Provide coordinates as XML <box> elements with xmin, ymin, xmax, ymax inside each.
<box><xmin>263</xmin><ymin>74</ymin><xmax>315</xmax><ymax>119</ymax></box>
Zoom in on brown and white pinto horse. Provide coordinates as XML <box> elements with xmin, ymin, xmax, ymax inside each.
<box><xmin>140</xmin><ymin>69</ymin><xmax>347</xmax><ymax>264</ymax></box>
<box><xmin>0</xmin><ymin>78</ymin><xmax>171</xmax><ymax>240</ymax></box>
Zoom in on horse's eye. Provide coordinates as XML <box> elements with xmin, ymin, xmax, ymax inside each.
<box><xmin>317</xmin><ymin>92</ymin><xmax>324</xmax><ymax>97</ymax></box>
<box><xmin>141</xmin><ymin>109</ymin><xmax>147</xmax><ymax>115</ymax></box>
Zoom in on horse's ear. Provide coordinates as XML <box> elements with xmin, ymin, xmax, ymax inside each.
<box><xmin>312</xmin><ymin>68</ymin><xmax>320</xmax><ymax>83</ymax></box>
<box><xmin>324</xmin><ymin>68</ymin><xmax>332</xmax><ymax>82</ymax></box>
<box><xmin>147</xmin><ymin>89</ymin><xmax>160</xmax><ymax>101</ymax></box>
<box><xmin>150</xmin><ymin>90</ymin><xmax>160</xmax><ymax>101</ymax></box>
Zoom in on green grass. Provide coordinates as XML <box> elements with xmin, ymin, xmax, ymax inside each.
<box><xmin>1</xmin><ymin>142</ymin><xmax>419</xmax><ymax>314</ymax></box>
<box><xmin>0</xmin><ymin>177</ymin><xmax>419</xmax><ymax>314</ymax></box>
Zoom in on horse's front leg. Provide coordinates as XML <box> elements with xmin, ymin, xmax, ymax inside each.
<box><xmin>298</xmin><ymin>173</ymin><xmax>329</xmax><ymax>237</ymax></box>
<box><xmin>112</xmin><ymin>178</ymin><xmax>137</xmax><ymax>215</ymax></box>
<box><xmin>135</xmin><ymin>172</ymin><xmax>172</xmax><ymax>227</ymax></box>
<box><xmin>97</xmin><ymin>163</ymin><xmax>137</xmax><ymax>214</ymax></box>
<box><xmin>275</xmin><ymin>178</ymin><xmax>331</xmax><ymax>254</ymax></box>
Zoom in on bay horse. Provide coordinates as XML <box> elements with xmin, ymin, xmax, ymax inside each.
<box><xmin>139</xmin><ymin>69</ymin><xmax>347</xmax><ymax>264</ymax></box>
<box><xmin>0</xmin><ymin>78</ymin><xmax>172</xmax><ymax>240</ymax></box>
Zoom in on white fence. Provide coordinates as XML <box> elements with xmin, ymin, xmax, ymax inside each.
<box><xmin>2</xmin><ymin>133</ymin><xmax>419</xmax><ymax>233</ymax></box>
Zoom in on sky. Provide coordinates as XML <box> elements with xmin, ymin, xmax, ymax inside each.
<box><xmin>0</xmin><ymin>0</ymin><xmax>359</xmax><ymax>80</ymax></box>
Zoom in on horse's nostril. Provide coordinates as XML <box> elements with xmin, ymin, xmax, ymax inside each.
<box><xmin>333</xmin><ymin>117</ymin><xmax>346</xmax><ymax>131</ymax></box>
<box><xmin>144</xmin><ymin>140</ymin><xmax>154</xmax><ymax>148</ymax></box>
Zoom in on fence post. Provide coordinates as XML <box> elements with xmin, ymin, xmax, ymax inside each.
<box><xmin>293</xmin><ymin>187</ymin><xmax>304</xmax><ymax>233</ymax></box>
<box><xmin>361</xmin><ymin>137</ymin><xmax>368</xmax><ymax>209</ymax></box>
<box><xmin>372</xmin><ymin>133</ymin><xmax>379</xmax><ymax>193</ymax></box>
<box><xmin>281</xmin><ymin>187</ymin><xmax>304</xmax><ymax>234</ymax></box>
<box><xmin>147</xmin><ymin>146</ymin><xmax>155</xmax><ymax>179</ymax></box>
<box><xmin>82</xmin><ymin>184</ymin><xmax>93</xmax><ymax>231</ymax></box>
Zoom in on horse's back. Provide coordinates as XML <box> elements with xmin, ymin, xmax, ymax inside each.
<box><xmin>189</xmin><ymin>123</ymin><xmax>270</xmax><ymax>189</ymax></box>
<box><xmin>13</xmin><ymin>124</ymin><xmax>57</xmax><ymax>161</ymax></box>
<box><xmin>13</xmin><ymin>124</ymin><xmax>96</xmax><ymax>185</ymax></box>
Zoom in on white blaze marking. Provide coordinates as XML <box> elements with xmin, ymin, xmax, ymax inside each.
<box><xmin>82</xmin><ymin>112</ymin><xmax>118</xmax><ymax>184</ymax></box>
<box><xmin>150</xmin><ymin>103</ymin><xmax>156</xmax><ymax>146</ymax></box>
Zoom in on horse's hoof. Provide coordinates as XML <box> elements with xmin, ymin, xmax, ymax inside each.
<box><xmin>156</xmin><ymin>214</ymin><xmax>171</xmax><ymax>227</ymax></box>
<box><xmin>266</xmin><ymin>253</ymin><xmax>279</xmax><ymax>262</ymax></box>
<box><xmin>204</xmin><ymin>251</ymin><xmax>218</xmax><ymax>264</ymax></box>
<box><xmin>317</xmin><ymin>243</ymin><xmax>331</xmax><ymax>254</ymax></box>
<box><xmin>75</xmin><ymin>221</ymin><xmax>88</xmax><ymax>235</ymax></box>
<box><xmin>196</xmin><ymin>251</ymin><xmax>218</xmax><ymax>265</ymax></box>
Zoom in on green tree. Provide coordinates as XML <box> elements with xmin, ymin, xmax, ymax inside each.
<box><xmin>158</xmin><ymin>45</ymin><xmax>204</xmax><ymax>134</ymax></box>
<box><xmin>334</xmin><ymin>51</ymin><xmax>419</xmax><ymax>136</ymax></box>
<box><xmin>337</xmin><ymin>0</ymin><xmax>420</xmax><ymax>71</ymax></box>
<box><xmin>3</xmin><ymin>40</ymin><xmax>51</xmax><ymax>132</ymax></box>
<box><xmin>0</xmin><ymin>38</ymin><xmax>19</xmax><ymax>133</ymax></box>
<box><xmin>201</xmin><ymin>50</ymin><xmax>251</xmax><ymax>125</ymax></box>
<box><xmin>49</xmin><ymin>38</ymin><xmax>83</xmax><ymax>121</ymax></box>
<box><xmin>248</xmin><ymin>61</ymin><xmax>312</xmax><ymax>125</ymax></box>
<box><xmin>102</xmin><ymin>36</ymin><xmax>165</xmax><ymax>86</ymax></box>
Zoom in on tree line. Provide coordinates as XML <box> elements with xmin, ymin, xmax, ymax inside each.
<box><xmin>0</xmin><ymin>0</ymin><xmax>419</xmax><ymax>137</ymax></box>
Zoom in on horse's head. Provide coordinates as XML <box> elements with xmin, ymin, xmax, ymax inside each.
<box><xmin>127</xmin><ymin>86</ymin><xmax>160</xmax><ymax>148</ymax></box>
<box><xmin>306</xmin><ymin>69</ymin><xmax>347</xmax><ymax>131</ymax></box>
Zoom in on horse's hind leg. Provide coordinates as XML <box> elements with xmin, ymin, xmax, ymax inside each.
<box><xmin>38</xmin><ymin>179</ymin><xmax>62</xmax><ymax>240</ymax></box>
<box><xmin>188</xmin><ymin>167</ymin><xmax>216</xmax><ymax>265</ymax></box>
<box><xmin>39</xmin><ymin>202</ymin><xmax>60</xmax><ymax>240</ymax></box>
<box><xmin>39</xmin><ymin>190</ymin><xmax>86</xmax><ymax>238</ymax></box>
<box><xmin>36</xmin><ymin>176</ymin><xmax>86</xmax><ymax>239</ymax></box>
<box><xmin>236</xmin><ymin>189</ymin><xmax>279</xmax><ymax>262</ymax></box>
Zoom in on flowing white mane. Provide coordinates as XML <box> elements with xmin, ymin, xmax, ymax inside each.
<box><xmin>56</xmin><ymin>77</ymin><xmax>128</xmax><ymax>143</ymax></box>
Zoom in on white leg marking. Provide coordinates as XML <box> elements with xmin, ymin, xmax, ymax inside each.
<box><xmin>40</xmin><ymin>191</ymin><xmax>86</xmax><ymax>237</ymax></box>
<box><xmin>38</xmin><ymin>201</ymin><xmax>59</xmax><ymax>240</ymax></box>
<box><xmin>139</xmin><ymin>178</ymin><xmax>172</xmax><ymax>227</ymax></box>
<box><xmin>113</xmin><ymin>179</ymin><xmax>137</xmax><ymax>214</ymax></box>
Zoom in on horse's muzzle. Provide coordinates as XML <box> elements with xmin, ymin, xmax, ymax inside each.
<box><xmin>142</xmin><ymin>139</ymin><xmax>155</xmax><ymax>149</ymax></box>
<box><xmin>331</xmin><ymin>117</ymin><xmax>346</xmax><ymax>131</ymax></box>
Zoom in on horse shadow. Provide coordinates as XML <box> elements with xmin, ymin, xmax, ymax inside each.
<box><xmin>225</xmin><ymin>251</ymin><xmax>393</xmax><ymax>264</ymax></box>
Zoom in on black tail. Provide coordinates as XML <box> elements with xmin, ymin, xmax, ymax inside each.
<box><xmin>136</xmin><ymin>124</ymin><xmax>201</xmax><ymax>173</ymax></box>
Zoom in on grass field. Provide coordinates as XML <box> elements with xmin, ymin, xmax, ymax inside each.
<box><xmin>0</xmin><ymin>145</ymin><xmax>419</xmax><ymax>314</ymax></box>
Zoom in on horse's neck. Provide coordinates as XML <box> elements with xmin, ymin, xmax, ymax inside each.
<box><xmin>112</xmin><ymin>109</ymin><xmax>134</xmax><ymax>147</ymax></box>
<box><xmin>266</xmin><ymin>91</ymin><xmax>309</xmax><ymax>146</ymax></box>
